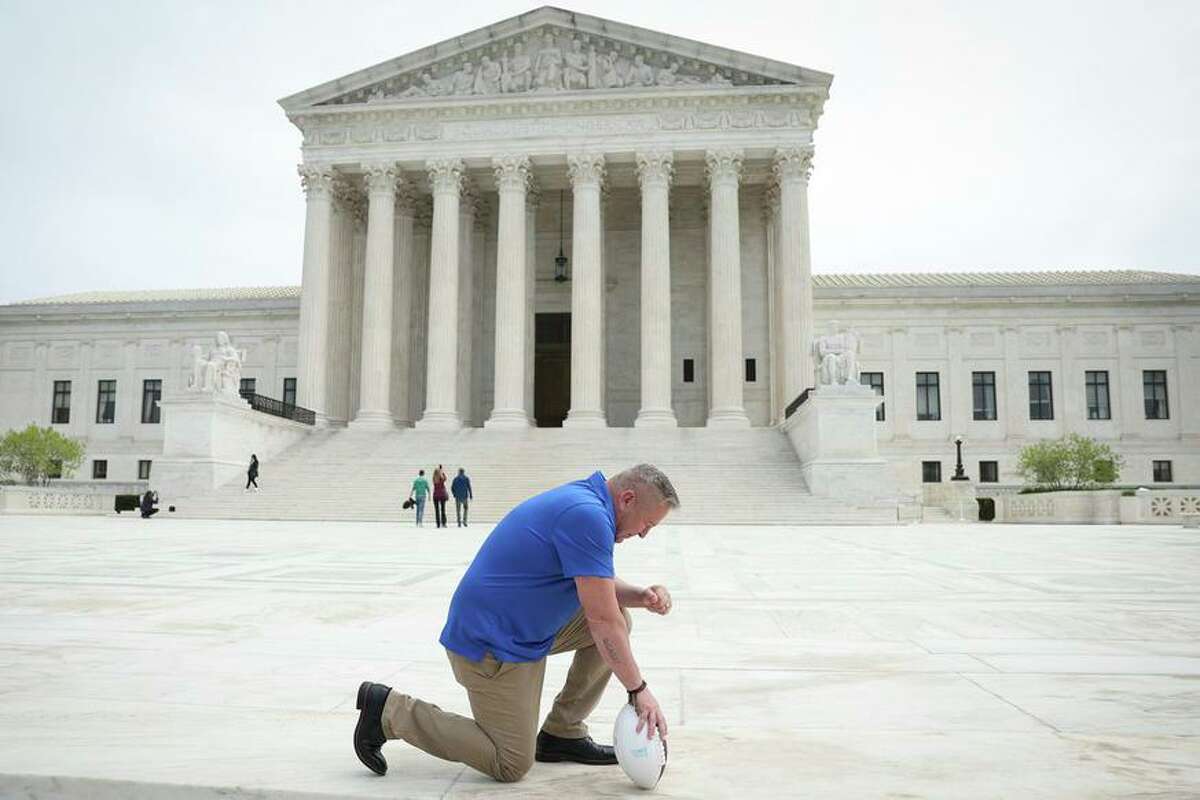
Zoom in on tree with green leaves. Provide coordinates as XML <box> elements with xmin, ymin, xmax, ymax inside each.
<box><xmin>1016</xmin><ymin>433</ymin><xmax>1123</xmax><ymax>490</ymax></box>
<box><xmin>0</xmin><ymin>424</ymin><xmax>86</xmax><ymax>486</ymax></box>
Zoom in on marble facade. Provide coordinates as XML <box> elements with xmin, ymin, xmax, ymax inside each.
<box><xmin>280</xmin><ymin>7</ymin><xmax>828</xmax><ymax>431</ymax></box>
<box><xmin>0</xmin><ymin>9</ymin><xmax>1197</xmax><ymax>495</ymax></box>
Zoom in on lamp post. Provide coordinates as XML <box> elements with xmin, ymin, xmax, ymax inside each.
<box><xmin>951</xmin><ymin>435</ymin><xmax>968</xmax><ymax>481</ymax></box>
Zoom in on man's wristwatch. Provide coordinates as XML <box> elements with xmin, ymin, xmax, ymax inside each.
<box><xmin>628</xmin><ymin>680</ymin><xmax>648</xmax><ymax>704</ymax></box>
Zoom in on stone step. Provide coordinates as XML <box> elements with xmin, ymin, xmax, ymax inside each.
<box><xmin>173</xmin><ymin>427</ymin><xmax>897</xmax><ymax>525</ymax></box>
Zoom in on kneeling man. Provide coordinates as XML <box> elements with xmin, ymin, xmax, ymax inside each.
<box><xmin>354</xmin><ymin>464</ymin><xmax>678</xmax><ymax>782</ymax></box>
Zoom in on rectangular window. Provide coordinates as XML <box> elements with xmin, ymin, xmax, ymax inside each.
<box><xmin>92</xmin><ymin>459</ymin><xmax>107</xmax><ymax>480</ymax></box>
<box><xmin>141</xmin><ymin>379</ymin><xmax>162</xmax><ymax>424</ymax></box>
<box><xmin>972</xmin><ymin>371</ymin><xmax>997</xmax><ymax>421</ymax></box>
<box><xmin>52</xmin><ymin>380</ymin><xmax>71</xmax><ymax>424</ymax></box>
<box><xmin>860</xmin><ymin>372</ymin><xmax>885</xmax><ymax>421</ymax></box>
<box><xmin>1143</xmin><ymin>370</ymin><xmax>1169</xmax><ymax>419</ymax></box>
<box><xmin>1152</xmin><ymin>460</ymin><xmax>1173</xmax><ymax>483</ymax></box>
<box><xmin>1028</xmin><ymin>371</ymin><xmax>1054</xmax><ymax>420</ymax></box>
<box><xmin>239</xmin><ymin>377</ymin><xmax>256</xmax><ymax>397</ymax></box>
<box><xmin>96</xmin><ymin>380</ymin><xmax>116</xmax><ymax>424</ymax></box>
<box><xmin>138</xmin><ymin>460</ymin><xmax>152</xmax><ymax>480</ymax></box>
<box><xmin>282</xmin><ymin>378</ymin><xmax>297</xmax><ymax>406</ymax></box>
<box><xmin>916</xmin><ymin>372</ymin><xmax>941</xmax><ymax>421</ymax></box>
<box><xmin>979</xmin><ymin>460</ymin><xmax>999</xmax><ymax>483</ymax></box>
<box><xmin>1085</xmin><ymin>371</ymin><xmax>1111</xmax><ymax>420</ymax></box>
<box><xmin>47</xmin><ymin>459</ymin><xmax>63</xmax><ymax>480</ymax></box>
<box><xmin>744</xmin><ymin>358</ymin><xmax>757</xmax><ymax>383</ymax></box>
<box><xmin>682</xmin><ymin>359</ymin><xmax>694</xmax><ymax>383</ymax></box>
<box><xmin>922</xmin><ymin>461</ymin><xmax>942</xmax><ymax>483</ymax></box>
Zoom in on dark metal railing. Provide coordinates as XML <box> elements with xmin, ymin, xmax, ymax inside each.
<box><xmin>784</xmin><ymin>387</ymin><xmax>814</xmax><ymax>420</ymax></box>
<box><xmin>239</xmin><ymin>391</ymin><xmax>315</xmax><ymax>425</ymax></box>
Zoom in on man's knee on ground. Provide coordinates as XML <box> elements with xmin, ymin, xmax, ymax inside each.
<box><xmin>493</xmin><ymin>751</ymin><xmax>534</xmax><ymax>783</ymax></box>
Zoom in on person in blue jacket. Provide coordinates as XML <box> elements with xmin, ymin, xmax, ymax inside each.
<box><xmin>451</xmin><ymin>468</ymin><xmax>474</xmax><ymax>527</ymax></box>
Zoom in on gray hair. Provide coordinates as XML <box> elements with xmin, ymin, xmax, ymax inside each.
<box><xmin>612</xmin><ymin>463</ymin><xmax>681</xmax><ymax>509</ymax></box>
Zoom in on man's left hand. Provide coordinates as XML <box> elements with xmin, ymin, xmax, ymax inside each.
<box><xmin>641</xmin><ymin>585</ymin><xmax>672</xmax><ymax>615</ymax></box>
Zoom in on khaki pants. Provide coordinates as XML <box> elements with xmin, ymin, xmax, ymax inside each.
<box><xmin>381</xmin><ymin>607</ymin><xmax>631</xmax><ymax>782</ymax></box>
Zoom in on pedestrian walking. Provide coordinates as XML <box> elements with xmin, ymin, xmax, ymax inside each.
<box><xmin>245</xmin><ymin>454</ymin><xmax>259</xmax><ymax>492</ymax></box>
<box><xmin>432</xmin><ymin>464</ymin><xmax>449</xmax><ymax>529</ymax></box>
<box><xmin>409</xmin><ymin>470</ymin><xmax>430</xmax><ymax>527</ymax></box>
<box><xmin>452</xmin><ymin>468</ymin><xmax>473</xmax><ymax>527</ymax></box>
<box><xmin>353</xmin><ymin>464</ymin><xmax>679</xmax><ymax>784</ymax></box>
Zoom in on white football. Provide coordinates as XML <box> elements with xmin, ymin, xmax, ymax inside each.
<box><xmin>613</xmin><ymin>702</ymin><xmax>668</xmax><ymax>790</ymax></box>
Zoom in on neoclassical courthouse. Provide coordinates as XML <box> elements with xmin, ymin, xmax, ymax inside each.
<box><xmin>1</xmin><ymin>8</ymin><xmax>1197</xmax><ymax>509</ymax></box>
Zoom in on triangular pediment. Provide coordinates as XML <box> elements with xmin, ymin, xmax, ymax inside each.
<box><xmin>279</xmin><ymin>7</ymin><xmax>831</xmax><ymax>112</ymax></box>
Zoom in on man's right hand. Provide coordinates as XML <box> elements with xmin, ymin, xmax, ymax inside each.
<box><xmin>633</xmin><ymin>685</ymin><xmax>668</xmax><ymax>740</ymax></box>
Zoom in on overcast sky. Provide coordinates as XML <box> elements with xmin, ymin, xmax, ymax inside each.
<box><xmin>1</xmin><ymin>1</ymin><xmax>1196</xmax><ymax>304</ymax></box>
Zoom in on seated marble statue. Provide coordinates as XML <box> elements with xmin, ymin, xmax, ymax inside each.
<box><xmin>188</xmin><ymin>331</ymin><xmax>244</xmax><ymax>396</ymax></box>
<box><xmin>814</xmin><ymin>322</ymin><xmax>860</xmax><ymax>386</ymax></box>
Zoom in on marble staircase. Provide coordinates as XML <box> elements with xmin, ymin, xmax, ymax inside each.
<box><xmin>170</xmin><ymin>427</ymin><xmax>897</xmax><ymax>525</ymax></box>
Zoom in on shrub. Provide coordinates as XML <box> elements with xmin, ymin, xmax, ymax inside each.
<box><xmin>0</xmin><ymin>424</ymin><xmax>86</xmax><ymax>486</ymax></box>
<box><xmin>1016</xmin><ymin>434</ymin><xmax>1123</xmax><ymax>491</ymax></box>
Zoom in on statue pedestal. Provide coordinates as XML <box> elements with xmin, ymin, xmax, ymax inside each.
<box><xmin>155</xmin><ymin>391</ymin><xmax>311</xmax><ymax>501</ymax></box>
<box><xmin>781</xmin><ymin>384</ymin><xmax>894</xmax><ymax>505</ymax></box>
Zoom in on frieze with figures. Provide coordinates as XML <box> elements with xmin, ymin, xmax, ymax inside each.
<box><xmin>320</xmin><ymin>27</ymin><xmax>793</xmax><ymax>106</ymax></box>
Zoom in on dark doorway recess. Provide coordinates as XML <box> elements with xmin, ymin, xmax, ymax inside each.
<box><xmin>535</xmin><ymin>313</ymin><xmax>571</xmax><ymax>428</ymax></box>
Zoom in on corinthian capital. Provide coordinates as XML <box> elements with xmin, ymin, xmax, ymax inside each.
<box><xmin>298</xmin><ymin>163</ymin><xmax>335</xmax><ymax>198</ymax></box>
<box><xmin>635</xmin><ymin>151</ymin><xmax>674</xmax><ymax>189</ymax></box>
<box><xmin>704</xmin><ymin>149</ymin><xmax>743</xmax><ymax>186</ymax></box>
<box><xmin>772</xmin><ymin>145</ymin><xmax>814</xmax><ymax>183</ymax></box>
<box><xmin>426</xmin><ymin>158</ymin><xmax>465</xmax><ymax>196</ymax></box>
<box><xmin>567</xmin><ymin>152</ymin><xmax>606</xmax><ymax>190</ymax></box>
<box><xmin>362</xmin><ymin>161</ymin><xmax>400</xmax><ymax>195</ymax></box>
<box><xmin>492</xmin><ymin>155</ymin><xmax>533</xmax><ymax>193</ymax></box>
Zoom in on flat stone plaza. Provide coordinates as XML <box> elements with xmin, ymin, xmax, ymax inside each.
<box><xmin>1</xmin><ymin>516</ymin><xmax>1198</xmax><ymax>798</ymax></box>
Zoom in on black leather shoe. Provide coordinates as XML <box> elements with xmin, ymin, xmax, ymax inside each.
<box><xmin>535</xmin><ymin>731</ymin><xmax>618</xmax><ymax>765</ymax></box>
<box><xmin>354</xmin><ymin>681</ymin><xmax>392</xmax><ymax>775</ymax></box>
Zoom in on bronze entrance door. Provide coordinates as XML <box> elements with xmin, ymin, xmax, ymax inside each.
<box><xmin>534</xmin><ymin>313</ymin><xmax>571</xmax><ymax>427</ymax></box>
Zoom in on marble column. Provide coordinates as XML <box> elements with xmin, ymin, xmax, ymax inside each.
<box><xmin>1058</xmin><ymin>325</ymin><xmax>1078</xmax><ymax>435</ymax></box>
<box><xmin>390</xmin><ymin>186</ymin><xmax>417</xmax><ymax>426</ymax></box>
<box><xmin>416</xmin><ymin>159</ymin><xmax>464</xmax><ymax>429</ymax></box>
<box><xmin>296</xmin><ymin>164</ymin><xmax>336</xmax><ymax>423</ymax></box>
<box><xmin>946</xmin><ymin>327</ymin><xmax>967</xmax><ymax>434</ymax></box>
<box><xmin>1174</xmin><ymin>324</ymin><xmax>1198</xmax><ymax>441</ymax></box>
<box><xmin>705</xmin><ymin>149</ymin><xmax>750</xmax><ymax>428</ymax></box>
<box><xmin>351</xmin><ymin>161</ymin><xmax>400</xmax><ymax>429</ymax></box>
<box><xmin>486</xmin><ymin>156</ymin><xmax>534</xmax><ymax>427</ymax></box>
<box><xmin>564</xmin><ymin>152</ymin><xmax>607</xmax><ymax>428</ymax></box>
<box><xmin>634</xmin><ymin>151</ymin><xmax>677</xmax><ymax>427</ymax></box>
<box><xmin>764</xmin><ymin>184</ymin><xmax>781</xmax><ymax>423</ymax></box>
<box><xmin>121</xmin><ymin>340</ymin><xmax>139</xmax><ymax>431</ymax></box>
<box><xmin>1115</xmin><ymin>324</ymin><xmax>1139</xmax><ymax>440</ymax></box>
<box><xmin>456</xmin><ymin>186</ymin><xmax>478</xmax><ymax>425</ymax></box>
<box><xmin>33</xmin><ymin>343</ymin><xmax>48</xmax><ymax>425</ymax></box>
<box><xmin>887</xmin><ymin>327</ymin><xmax>910</xmax><ymax>440</ymax></box>
<box><xmin>325</xmin><ymin>178</ymin><xmax>357</xmax><ymax>425</ymax></box>
<box><xmin>1002</xmin><ymin>326</ymin><xmax>1026</xmax><ymax>441</ymax></box>
<box><xmin>524</xmin><ymin>188</ymin><xmax>540</xmax><ymax>422</ymax></box>
<box><xmin>773</xmin><ymin>146</ymin><xmax>816</xmax><ymax>406</ymax></box>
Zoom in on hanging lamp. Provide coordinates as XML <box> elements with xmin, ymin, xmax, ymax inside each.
<box><xmin>554</xmin><ymin>189</ymin><xmax>569</xmax><ymax>282</ymax></box>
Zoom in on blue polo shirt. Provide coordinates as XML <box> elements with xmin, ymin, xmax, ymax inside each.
<box><xmin>439</xmin><ymin>471</ymin><xmax>616</xmax><ymax>663</ymax></box>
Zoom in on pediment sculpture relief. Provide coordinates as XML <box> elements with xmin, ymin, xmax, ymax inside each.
<box><xmin>324</xmin><ymin>27</ymin><xmax>791</xmax><ymax>106</ymax></box>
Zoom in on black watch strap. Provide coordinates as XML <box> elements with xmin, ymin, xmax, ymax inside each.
<box><xmin>627</xmin><ymin>680</ymin><xmax>647</xmax><ymax>703</ymax></box>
